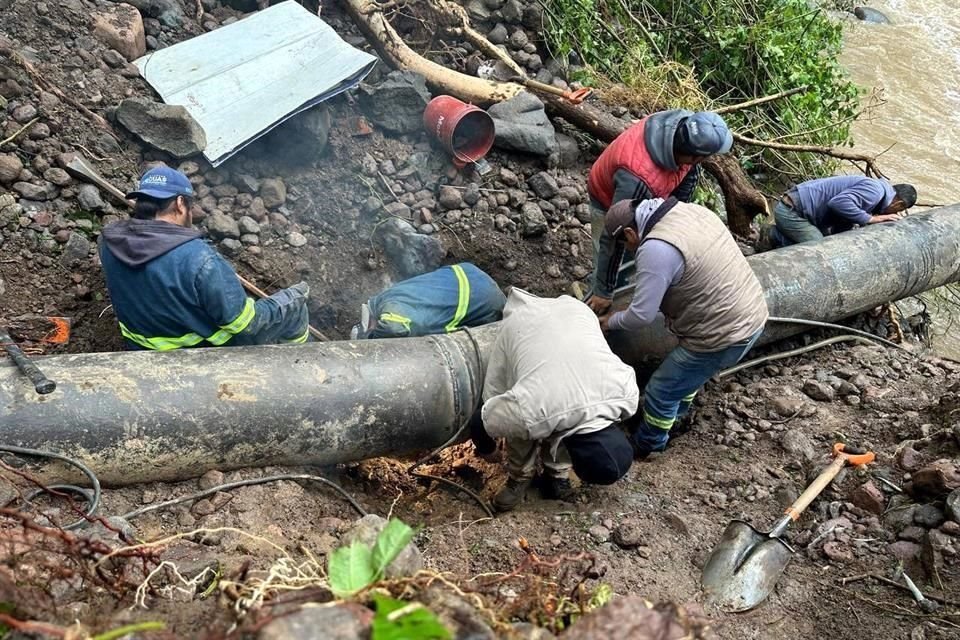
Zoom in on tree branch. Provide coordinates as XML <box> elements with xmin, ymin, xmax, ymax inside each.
<box><xmin>713</xmin><ymin>85</ymin><xmax>808</xmax><ymax>115</ymax></box>
<box><xmin>732</xmin><ymin>132</ymin><xmax>888</xmax><ymax>178</ymax></box>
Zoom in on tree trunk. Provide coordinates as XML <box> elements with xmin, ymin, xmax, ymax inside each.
<box><xmin>343</xmin><ymin>0</ymin><xmax>768</xmax><ymax>235</ymax></box>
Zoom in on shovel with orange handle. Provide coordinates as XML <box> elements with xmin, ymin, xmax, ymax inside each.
<box><xmin>701</xmin><ymin>443</ymin><xmax>875</xmax><ymax>611</ymax></box>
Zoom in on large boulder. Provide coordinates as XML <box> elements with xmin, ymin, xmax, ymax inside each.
<box><xmin>92</xmin><ymin>3</ymin><xmax>146</xmax><ymax>61</ymax></box>
<box><xmin>487</xmin><ymin>91</ymin><xmax>558</xmax><ymax>157</ymax></box>
<box><xmin>375</xmin><ymin>217</ymin><xmax>445</xmax><ymax>281</ymax></box>
<box><xmin>116</xmin><ymin>98</ymin><xmax>207</xmax><ymax>158</ymax></box>
<box><xmin>360</xmin><ymin>70</ymin><xmax>432</xmax><ymax>135</ymax></box>
<box><xmin>241</xmin><ymin>105</ymin><xmax>332</xmax><ymax>168</ymax></box>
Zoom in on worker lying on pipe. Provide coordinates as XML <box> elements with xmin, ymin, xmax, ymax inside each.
<box><xmin>598</xmin><ymin>198</ymin><xmax>768</xmax><ymax>458</ymax></box>
<box><xmin>470</xmin><ymin>288</ymin><xmax>638</xmax><ymax>512</ymax></box>
<box><xmin>100</xmin><ymin>166</ymin><xmax>311</xmax><ymax>350</ymax></box>
<box><xmin>350</xmin><ymin>263</ymin><xmax>506</xmax><ymax>339</ymax></box>
<box><xmin>585</xmin><ymin>110</ymin><xmax>733</xmax><ymax>315</ymax></box>
<box><xmin>759</xmin><ymin>175</ymin><xmax>917</xmax><ymax>250</ymax></box>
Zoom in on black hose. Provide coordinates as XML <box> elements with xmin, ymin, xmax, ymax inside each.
<box><xmin>0</xmin><ymin>444</ymin><xmax>101</xmax><ymax>531</ymax></box>
<box><xmin>120</xmin><ymin>473</ymin><xmax>368</xmax><ymax>521</ymax></box>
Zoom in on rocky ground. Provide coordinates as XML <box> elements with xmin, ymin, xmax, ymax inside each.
<box><xmin>1</xmin><ymin>1</ymin><xmax>959</xmax><ymax>639</ymax></box>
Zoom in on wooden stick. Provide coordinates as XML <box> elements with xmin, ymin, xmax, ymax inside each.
<box><xmin>713</xmin><ymin>86</ymin><xmax>809</xmax><ymax>114</ymax></box>
<box><xmin>0</xmin><ymin>117</ymin><xmax>38</xmax><ymax>147</ymax></box>
<box><xmin>236</xmin><ymin>275</ymin><xmax>329</xmax><ymax>342</ymax></box>
<box><xmin>732</xmin><ymin>131</ymin><xmax>887</xmax><ymax>178</ymax></box>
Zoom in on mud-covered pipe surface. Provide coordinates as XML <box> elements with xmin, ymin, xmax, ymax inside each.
<box><xmin>2</xmin><ymin>206</ymin><xmax>959</xmax><ymax>485</ymax></box>
<box><xmin>607</xmin><ymin>205</ymin><xmax>960</xmax><ymax>362</ymax></box>
<box><xmin>0</xmin><ymin>329</ymin><xmax>494</xmax><ymax>485</ymax></box>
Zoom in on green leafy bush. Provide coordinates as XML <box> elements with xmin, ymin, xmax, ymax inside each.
<box><xmin>544</xmin><ymin>0</ymin><xmax>861</xmax><ymax>178</ymax></box>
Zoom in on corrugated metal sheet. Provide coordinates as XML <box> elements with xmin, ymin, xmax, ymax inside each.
<box><xmin>134</xmin><ymin>1</ymin><xmax>376</xmax><ymax>166</ymax></box>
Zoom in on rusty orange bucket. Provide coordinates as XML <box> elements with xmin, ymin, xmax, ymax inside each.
<box><xmin>423</xmin><ymin>96</ymin><xmax>495</xmax><ymax>168</ymax></box>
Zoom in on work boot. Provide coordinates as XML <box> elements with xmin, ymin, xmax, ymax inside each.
<box><xmin>540</xmin><ymin>476</ymin><xmax>576</xmax><ymax>502</ymax></box>
<box><xmin>493</xmin><ymin>477</ymin><xmax>532</xmax><ymax>513</ymax></box>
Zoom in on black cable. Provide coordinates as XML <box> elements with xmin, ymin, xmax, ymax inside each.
<box><xmin>0</xmin><ymin>445</ymin><xmax>101</xmax><ymax>531</ymax></box>
<box><xmin>120</xmin><ymin>473</ymin><xmax>368</xmax><ymax>521</ymax></box>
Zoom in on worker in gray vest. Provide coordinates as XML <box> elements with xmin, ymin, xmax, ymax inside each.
<box><xmin>599</xmin><ymin>198</ymin><xmax>768</xmax><ymax>457</ymax></box>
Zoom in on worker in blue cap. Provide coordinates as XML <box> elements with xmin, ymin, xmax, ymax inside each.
<box><xmin>100</xmin><ymin>166</ymin><xmax>311</xmax><ymax>350</ymax></box>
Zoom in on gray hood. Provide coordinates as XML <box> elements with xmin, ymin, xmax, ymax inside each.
<box><xmin>643</xmin><ymin>109</ymin><xmax>693</xmax><ymax>171</ymax></box>
<box><xmin>101</xmin><ymin>219</ymin><xmax>202</xmax><ymax>268</ymax></box>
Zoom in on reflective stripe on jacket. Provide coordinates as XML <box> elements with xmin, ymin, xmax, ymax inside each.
<box><xmin>364</xmin><ymin>263</ymin><xmax>506</xmax><ymax>339</ymax></box>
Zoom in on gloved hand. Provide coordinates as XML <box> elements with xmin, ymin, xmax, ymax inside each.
<box><xmin>469</xmin><ymin>408</ymin><xmax>498</xmax><ymax>461</ymax></box>
<box><xmin>288</xmin><ymin>281</ymin><xmax>310</xmax><ymax>299</ymax></box>
<box><xmin>632</xmin><ymin>421</ymin><xmax>670</xmax><ymax>460</ymax></box>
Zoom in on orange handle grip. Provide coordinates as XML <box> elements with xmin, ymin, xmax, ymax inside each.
<box><xmin>833</xmin><ymin>442</ymin><xmax>875</xmax><ymax>466</ymax></box>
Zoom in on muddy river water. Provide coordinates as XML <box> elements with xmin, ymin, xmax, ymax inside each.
<box><xmin>839</xmin><ymin>0</ymin><xmax>960</xmax><ymax>358</ymax></box>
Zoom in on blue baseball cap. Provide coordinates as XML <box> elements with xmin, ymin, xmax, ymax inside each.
<box><xmin>677</xmin><ymin>112</ymin><xmax>734</xmax><ymax>156</ymax></box>
<box><xmin>126</xmin><ymin>166</ymin><xmax>195</xmax><ymax>200</ymax></box>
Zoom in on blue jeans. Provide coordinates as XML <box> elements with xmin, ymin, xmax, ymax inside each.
<box><xmin>634</xmin><ymin>330</ymin><xmax>762</xmax><ymax>454</ymax></box>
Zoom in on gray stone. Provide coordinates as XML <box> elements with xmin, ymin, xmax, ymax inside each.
<box><xmin>914</xmin><ymin>504</ymin><xmax>946</xmax><ymax>529</ymax></box>
<box><xmin>259</xmin><ymin>178</ymin><xmax>286</xmax><ymax>208</ymax></box>
<box><xmin>803</xmin><ymin>379</ymin><xmax>835</xmax><ymax>402</ymax></box>
<box><xmin>463</xmin><ymin>183</ymin><xmax>481</xmax><ymax>206</ymax></box>
<box><xmin>86</xmin><ymin>516</ymin><xmax>135</xmax><ymax>546</ymax></box>
<box><xmin>888</xmin><ymin>540</ymin><xmax>925</xmax><ymax>578</ymax></box>
<box><xmin>947</xmin><ymin>489</ymin><xmax>960</xmax><ymax>523</ymax></box>
<box><xmin>520</xmin><ymin>202</ymin><xmax>547</xmax><ymax>237</ymax></box>
<box><xmin>61</xmin><ymin>231</ymin><xmax>92</xmax><ymax>266</ymax></box>
<box><xmin>341</xmin><ymin>514</ymin><xmax>423</xmax><ymax>578</ymax></box>
<box><xmin>375</xmin><ymin>217</ymin><xmax>445</xmax><ymax>280</ymax></box>
<box><xmin>509</xmin><ymin>29</ymin><xmax>529</xmax><ymax>49</ymax></box>
<box><xmin>780</xmin><ymin>428</ymin><xmax>816</xmax><ymax>461</ymax></box>
<box><xmin>116</xmin><ymin>97</ymin><xmax>206</xmax><ymax>158</ymax></box>
<box><xmin>588</xmin><ymin>524</ymin><xmax>610</xmax><ymax>543</ymax></box>
<box><xmin>13</xmin><ymin>181</ymin><xmax>58</xmax><ymax>201</ymax></box>
<box><xmin>488</xmin><ymin>23</ymin><xmax>508</xmax><ymax>45</ymax></box>
<box><xmin>853</xmin><ymin>7</ymin><xmax>891</xmax><ymax>24</ymax></box>
<box><xmin>102</xmin><ymin>48</ymin><xmax>126</xmax><ymax>68</ymax></box>
<box><xmin>466</xmin><ymin>0</ymin><xmax>492</xmax><ymax>22</ymax></box>
<box><xmin>43</xmin><ymin>168</ymin><xmax>71</xmax><ymax>187</ymax></box>
<box><xmin>527</xmin><ymin>171</ymin><xmax>559</xmax><ymax>199</ymax></box>
<box><xmin>205</xmin><ymin>212</ymin><xmax>240</xmax><ymax>240</ymax></box>
<box><xmin>612</xmin><ymin>519</ymin><xmax>644</xmax><ymax>548</ymax></box>
<box><xmin>360</xmin><ymin>70</ymin><xmax>431</xmax><ymax>134</ymax></box>
<box><xmin>438</xmin><ymin>185</ymin><xmax>463</xmax><ymax>210</ymax></box>
<box><xmin>240</xmin><ymin>233</ymin><xmax>259</xmax><ymax>246</ymax></box>
<box><xmin>244</xmin><ymin>105</ymin><xmax>331</xmax><ymax>167</ymax></box>
<box><xmin>121</xmin><ymin>0</ymin><xmax>186</xmax><ymax>28</ymax></box>
<box><xmin>486</xmin><ymin>91</ymin><xmax>559</xmax><ymax>157</ymax></box>
<box><xmin>0</xmin><ymin>153</ymin><xmax>24</xmax><ymax>183</ymax></box>
<box><xmin>76</xmin><ymin>184</ymin><xmax>107</xmax><ymax>211</ymax></box>
<box><xmin>421</xmin><ymin>586</ymin><xmax>496</xmax><ymax>640</ymax></box>
<box><xmin>237</xmin><ymin>215</ymin><xmax>260</xmax><ymax>235</ymax></box>
<box><xmin>198</xmin><ymin>469</ymin><xmax>224</xmax><ymax>491</ymax></box>
<box><xmin>258</xmin><ymin>603</ymin><xmax>373</xmax><ymax>640</ymax></box>
<box><xmin>286</xmin><ymin>231</ymin><xmax>308</xmax><ymax>248</ymax></box>
<box><xmin>219</xmin><ymin>238</ymin><xmax>242</xmax><ymax>255</ymax></box>
<box><xmin>12</xmin><ymin>103</ymin><xmax>38</xmax><ymax>123</ymax></box>
<box><xmin>501</xmin><ymin>0</ymin><xmax>523</xmax><ymax>23</ymax></box>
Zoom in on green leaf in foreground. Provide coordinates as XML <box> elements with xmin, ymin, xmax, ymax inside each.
<box><xmin>372</xmin><ymin>518</ymin><xmax>415</xmax><ymax>579</ymax></box>
<box><xmin>328</xmin><ymin>542</ymin><xmax>376</xmax><ymax>597</ymax></box>
<box><xmin>371</xmin><ymin>594</ymin><xmax>451</xmax><ymax>640</ymax></box>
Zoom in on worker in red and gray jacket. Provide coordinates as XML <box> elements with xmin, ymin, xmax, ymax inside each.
<box><xmin>586</xmin><ymin>110</ymin><xmax>733</xmax><ymax>314</ymax></box>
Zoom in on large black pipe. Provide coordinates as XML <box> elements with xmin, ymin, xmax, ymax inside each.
<box><xmin>2</xmin><ymin>206</ymin><xmax>960</xmax><ymax>484</ymax></box>
<box><xmin>0</xmin><ymin>329</ymin><xmax>493</xmax><ymax>485</ymax></box>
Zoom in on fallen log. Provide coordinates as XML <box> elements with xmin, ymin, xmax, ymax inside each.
<box><xmin>3</xmin><ymin>206</ymin><xmax>959</xmax><ymax>485</ymax></box>
<box><xmin>343</xmin><ymin>0</ymin><xmax>768</xmax><ymax>236</ymax></box>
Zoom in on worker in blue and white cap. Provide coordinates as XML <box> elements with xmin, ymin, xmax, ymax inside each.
<box><xmin>100</xmin><ymin>166</ymin><xmax>311</xmax><ymax>350</ymax></box>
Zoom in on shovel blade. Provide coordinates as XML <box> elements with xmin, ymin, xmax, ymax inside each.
<box><xmin>701</xmin><ymin>520</ymin><xmax>794</xmax><ymax>612</ymax></box>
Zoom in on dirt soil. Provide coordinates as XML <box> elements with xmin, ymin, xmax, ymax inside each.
<box><xmin>2</xmin><ymin>1</ymin><xmax>959</xmax><ymax>639</ymax></box>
